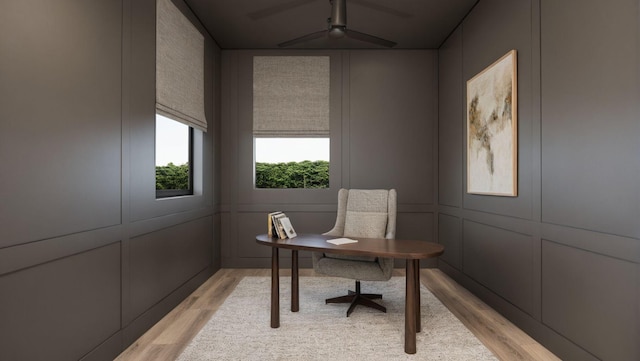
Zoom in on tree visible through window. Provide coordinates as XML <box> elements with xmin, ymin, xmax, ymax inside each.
<box><xmin>255</xmin><ymin>138</ymin><xmax>329</xmax><ymax>188</ymax></box>
<box><xmin>155</xmin><ymin>114</ymin><xmax>193</xmax><ymax>197</ymax></box>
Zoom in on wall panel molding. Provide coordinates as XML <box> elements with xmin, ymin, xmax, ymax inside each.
<box><xmin>542</xmin><ymin>223</ymin><xmax>640</xmax><ymax>263</ymax></box>
<box><xmin>542</xmin><ymin>240</ymin><xmax>638</xmax><ymax>360</ymax></box>
<box><xmin>128</xmin><ymin>207</ymin><xmax>214</xmax><ymax>238</ymax></box>
<box><xmin>462</xmin><ymin>220</ymin><xmax>534</xmax><ymax>314</ymax></box>
<box><xmin>0</xmin><ymin>226</ymin><xmax>122</xmax><ymax>276</ymax></box>
<box><xmin>439</xmin><ymin>261</ymin><xmax>600</xmax><ymax>361</ymax></box>
<box><xmin>540</xmin><ymin>0</ymin><xmax>640</xmax><ymax>239</ymax></box>
<box><xmin>0</xmin><ymin>243</ymin><xmax>121</xmax><ymax>361</ymax></box>
<box><xmin>129</xmin><ymin>216</ymin><xmax>213</xmax><ymax>318</ymax></box>
<box><xmin>0</xmin><ymin>0</ymin><xmax>123</xmax><ymax>248</ymax></box>
<box><xmin>438</xmin><ymin>213</ymin><xmax>462</xmax><ymax>268</ymax></box>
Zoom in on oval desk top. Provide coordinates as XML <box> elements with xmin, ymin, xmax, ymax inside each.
<box><xmin>256</xmin><ymin>233</ymin><xmax>444</xmax><ymax>260</ymax></box>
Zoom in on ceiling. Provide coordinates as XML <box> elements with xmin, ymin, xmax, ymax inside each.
<box><xmin>185</xmin><ymin>0</ymin><xmax>478</xmax><ymax>49</ymax></box>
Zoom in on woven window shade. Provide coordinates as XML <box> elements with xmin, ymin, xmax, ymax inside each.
<box><xmin>156</xmin><ymin>0</ymin><xmax>207</xmax><ymax>132</ymax></box>
<box><xmin>253</xmin><ymin>56</ymin><xmax>330</xmax><ymax>137</ymax></box>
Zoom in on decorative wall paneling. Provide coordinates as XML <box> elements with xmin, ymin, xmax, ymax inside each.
<box><xmin>0</xmin><ymin>0</ymin><xmax>220</xmax><ymax>359</ymax></box>
<box><xmin>437</xmin><ymin>0</ymin><xmax>639</xmax><ymax>359</ymax></box>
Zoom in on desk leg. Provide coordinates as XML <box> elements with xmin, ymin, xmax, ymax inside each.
<box><xmin>271</xmin><ymin>247</ymin><xmax>280</xmax><ymax>328</ymax></box>
<box><xmin>405</xmin><ymin>259</ymin><xmax>417</xmax><ymax>354</ymax></box>
<box><xmin>291</xmin><ymin>250</ymin><xmax>299</xmax><ymax>312</ymax></box>
<box><xmin>415</xmin><ymin>259</ymin><xmax>421</xmax><ymax>332</ymax></box>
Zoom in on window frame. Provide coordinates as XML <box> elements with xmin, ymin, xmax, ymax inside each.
<box><xmin>155</xmin><ymin>123</ymin><xmax>194</xmax><ymax>199</ymax></box>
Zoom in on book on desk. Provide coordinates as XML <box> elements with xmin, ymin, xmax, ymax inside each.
<box><xmin>267</xmin><ymin>211</ymin><xmax>297</xmax><ymax>239</ymax></box>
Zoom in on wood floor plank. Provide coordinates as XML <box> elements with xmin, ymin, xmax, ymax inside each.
<box><xmin>421</xmin><ymin>269</ymin><xmax>560</xmax><ymax>361</ymax></box>
<box><xmin>115</xmin><ymin>268</ymin><xmax>559</xmax><ymax>361</ymax></box>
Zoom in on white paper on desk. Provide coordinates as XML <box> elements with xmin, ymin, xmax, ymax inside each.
<box><xmin>327</xmin><ymin>238</ymin><xmax>358</xmax><ymax>245</ymax></box>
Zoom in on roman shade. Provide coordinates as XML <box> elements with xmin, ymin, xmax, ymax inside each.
<box><xmin>156</xmin><ymin>0</ymin><xmax>207</xmax><ymax>132</ymax></box>
<box><xmin>253</xmin><ymin>56</ymin><xmax>330</xmax><ymax>137</ymax></box>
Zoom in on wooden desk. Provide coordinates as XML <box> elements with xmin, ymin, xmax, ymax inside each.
<box><xmin>256</xmin><ymin>234</ymin><xmax>445</xmax><ymax>354</ymax></box>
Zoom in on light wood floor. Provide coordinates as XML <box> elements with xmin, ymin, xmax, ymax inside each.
<box><xmin>115</xmin><ymin>268</ymin><xmax>560</xmax><ymax>361</ymax></box>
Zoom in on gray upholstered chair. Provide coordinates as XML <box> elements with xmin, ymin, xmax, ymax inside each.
<box><xmin>312</xmin><ymin>188</ymin><xmax>396</xmax><ymax>316</ymax></box>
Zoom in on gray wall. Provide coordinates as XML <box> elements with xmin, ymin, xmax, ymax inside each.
<box><xmin>437</xmin><ymin>0</ymin><xmax>639</xmax><ymax>360</ymax></box>
<box><xmin>2</xmin><ymin>0</ymin><xmax>637</xmax><ymax>360</ymax></box>
<box><xmin>0</xmin><ymin>0</ymin><xmax>221</xmax><ymax>360</ymax></box>
<box><xmin>220</xmin><ymin>49</ymin><xmax>439</xmax><ymax>268</ymax></box>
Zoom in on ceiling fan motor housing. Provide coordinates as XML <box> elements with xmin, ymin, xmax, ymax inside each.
<box><xmin>328</xmin><ymin>26</ymin><xmax>346</xmax><ymax>38</ymax></box>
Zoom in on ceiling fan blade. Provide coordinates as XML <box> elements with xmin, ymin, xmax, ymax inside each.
<box><xmin>349</xmin><ymin>0</ymin><xmax>412</xmax><ymax>19</ymax></box>
<box><xmin>345</xmin><ymin>29</ymin><xmax>397</xmax><ymax>48</ymax></box>
<box><xmin>248</xmin><ymin>0</ymin><xmax>317</xmax><ymax>21</ymax></box>
<box><xmin>278</xmin><ymin>30</ymin><xmax>327</xmax><ymax>47</ymax></box>
<box><xmin>277</xmin><ymin>0</ymin><xmax>397</xmax><ymax>48</ymax></box>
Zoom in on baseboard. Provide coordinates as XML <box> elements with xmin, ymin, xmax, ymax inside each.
<box><xmin>79</xmin><ymin>331</ymin><xmax>123</xmax><ymax>361</ymax></box>
<box><xmin>121</xmin><ymin>265</ymin><xmax>215</xmax><ymax>351</ymax></box>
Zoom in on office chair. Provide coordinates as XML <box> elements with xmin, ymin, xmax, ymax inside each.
<box><xmin>312</xmin><ymin>188</ymin><xmax>396</xmax><ymax>316</ymax></box>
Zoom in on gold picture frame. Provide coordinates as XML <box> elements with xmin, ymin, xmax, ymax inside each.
<box><xmin>466</xmin><ymin>50</ymin><xmax>518</xmax><ymax>196</ymax></box>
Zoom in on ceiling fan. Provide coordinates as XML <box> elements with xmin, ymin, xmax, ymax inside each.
<box><xmin>278</xmin><ymin>0</ymin><xmax>397</xmax><ymax>48</ymax></box>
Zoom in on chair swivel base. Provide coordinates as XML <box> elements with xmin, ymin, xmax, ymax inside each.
<box><xmin>326</xmin><ymin>280</ymin><xmax>386</xmax><ymax>317</ymax></box>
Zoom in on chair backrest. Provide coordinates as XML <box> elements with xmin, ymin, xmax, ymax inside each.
<box><xmin>324</xmin><ymin>189</ymin><xmax>397</xmax><ymax>240</ymax></box>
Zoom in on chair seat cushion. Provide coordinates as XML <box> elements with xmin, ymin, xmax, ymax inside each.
<box><xmin>314</xmin><ymin>256</ymin><xmax>392</xmax><ymax>281</ymax></box>
<box><xmin>325</xmin><ymin>253</ymin><xmax>377</xmax><ymax>262</ymax></box>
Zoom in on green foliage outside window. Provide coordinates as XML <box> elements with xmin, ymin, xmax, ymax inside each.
<box><xmin>156</xmin><ymin>162</ymin><xmax>190</xmax><ymax>190</ymax></box>
<box><xmin>256</xmin><ymin>160</ymin><xmax>329</xmax><ymax>189</ymax></box>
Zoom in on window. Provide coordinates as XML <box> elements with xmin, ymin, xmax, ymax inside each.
<box><xmin>155</xmin><ymin>114</ymin><xmax>193</xmax><ymax>198</ymax></box>
<box><xmin>155</xmin><ymin>0</ymin><xmax>206</xmax><ymax>198</ymax></box>
<box><xmin>254</xmin><ymin>138</ymin><xmax>330</xmax><ymax>188</ymax></box>
<box><xmin>253</xmin><ymin>56</ymin><xmax>330</xmax><ymax>188</ymax></box>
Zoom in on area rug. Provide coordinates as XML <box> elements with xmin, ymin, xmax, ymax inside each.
<box><xmin>177</xmin><ymin>277</ymin><xmax>496</xmax><ymax>360</ymax></box>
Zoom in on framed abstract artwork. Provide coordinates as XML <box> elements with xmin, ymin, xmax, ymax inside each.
<box><xmin>466</xmin><ymin>50</ymin><xmax>518</xmax><ymax>196</ymax></box>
